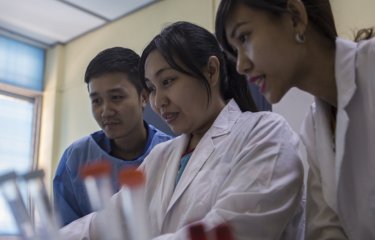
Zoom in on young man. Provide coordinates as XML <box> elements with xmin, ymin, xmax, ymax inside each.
<box><xmin>53</xmin><ymin>47</ymin><xmax>172</xmax><ymax>226</ymax></box>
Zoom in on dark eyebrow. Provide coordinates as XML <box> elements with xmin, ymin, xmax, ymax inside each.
<box><xmin>154</xmin><ymin>67</ymin><xmax>174</xmax><ymax>78</ymax></box>
<box><xmin>230</xmin><ymin>21</ymin><xmax>249</xmax><ymax>38</ymax></box>
<box><xmin>145</xmin><ymin>67</ymin><xmax>174</xmax><ymax>83</ymax></box>
<box><xmin>89</xmin><ymin>87</ymin><xmax>126</xmax><ymax>98</ymax></box>
<box><xmin>89</xmin><ymin>92</ymin><xmax>98</xmax><ymax>98</ymax></box>
<box><xmin>107</xmin><ymin>88</ymin><xmax>126</xmax><ymax>94</ymax></box>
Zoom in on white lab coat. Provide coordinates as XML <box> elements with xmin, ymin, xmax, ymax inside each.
<box><xmin>302</xmin><ymin>38</ymin><xmax>375</xmax><ymax>239</ymax></box>
<box><xmin>61</xmin><ymin>99</ymin><xmax>304</xmax><ymax>240</ymax></box>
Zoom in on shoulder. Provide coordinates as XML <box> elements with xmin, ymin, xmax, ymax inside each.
<box><xmin>145</xmin><ymin>134</ymin><xmax>184</xmax><ymax>160</ymax></box>
<box><xmin>64</xmin><ymin>134</ymin><xmax>97</xmax><ymax>154</ymax></box>
<box><xmin>356</xmin><ymin>37</ymin><xmax>375</xmax><ymax>55</ymax></box>
<box><xmin>337</xmin><ymin>36</ymin><xmax>375</xmax><ymax>76</ymax></box>
<box><xmin>140</xmin><ymin>135</ymin><xmax>183</xmax><ymax>172</ymax></box>
<box><xmin>146</xmin><ymin>134</ymin><xmax>180</xmax><ymax>156</ymax></box>
<box><xmin>355</xmin><ymin>38</ymin><xmax>375</xmax><ymax>79</ymax></box>
<box><xmin>218</xmin><ymin>111</ymin><xmax>302</xmax><ymax>169</ymax></box>
<box><xmin>356</xmin><ymin>37</ymin><xmax>375</xmax><ymax>66</ymax></box>
<box><xmin>55</xmin><ymin>132</ymin><xmax>100</xmax><ymax>175</ymax></box>
<box><xmin>219</xmin><ymin>111</ymin><xmax>303</xmax><ymax>188</ymax></box>
<box><xmin>237</xmin><ymin>111</ymin><xmax>297</xmax><ymax>141</ymax></box>
<box><xmin>240</xmin><ymin>110</ymin><xmax>287</xmax><ymax>124</ymax></box>
<box><xmin>147</xmin><ymin>123</ymin><xmax>173</xmax><ymax>141</ymax></box>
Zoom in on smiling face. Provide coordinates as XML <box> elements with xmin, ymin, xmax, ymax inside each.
<box><xmin>144</xmin><ymin>50</ymin><xmax>222</xmax><ymax>137</ymax></box>
<box><xmin>88</xmin><ymin>72</ymin><xmax>147</xmax><ymax>141</ymax></box>
<box><xmin>225</xmin><ymin>2</ymin><xmax>306</xmax><ymax>103</ymax></box>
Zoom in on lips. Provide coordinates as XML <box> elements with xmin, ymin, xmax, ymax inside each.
<box><xmin>102</xmin><ymin>121</ymin><xmax>120</xmax><ymax>130</ymax></box>
<box><xmin>248</xmin><ymin>74</ymin><xmax>266</xmax><ymax>93</ymax></box>
<box><xmin>162</xmin><ymin>112</ymin><xmax>178</xmax><ymax>124</ymax></box>
<box><xmin>103</xmin><ymin>121</ymin><xmax>120</xmax><ymax>126</ymax></box>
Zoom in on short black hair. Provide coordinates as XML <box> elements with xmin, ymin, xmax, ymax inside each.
<box><xmin>84</xmin><ymin>47</ymin><xmax>143</xmax><ymax>93</ymax></box>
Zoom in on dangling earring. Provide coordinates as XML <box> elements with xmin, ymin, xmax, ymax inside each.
<box><xmin>295</xmin><ymin>32</ymin><xmax>306</xmax><ymax>43</ymax></box>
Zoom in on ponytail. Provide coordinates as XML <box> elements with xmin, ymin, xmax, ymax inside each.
<box><xmin>222</xmin><ymin>53</ymin><xmax>258</xmax><ymax>112</ymax></box>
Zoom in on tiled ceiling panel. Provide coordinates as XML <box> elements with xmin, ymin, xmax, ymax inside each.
<box><xmin>0</xmin><ymin>0</ymin><xmax>160</xmax><ymax>47</ymax></box>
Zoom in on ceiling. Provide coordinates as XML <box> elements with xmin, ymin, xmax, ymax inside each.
<box><xmin>0</xmin><ymin>0</ymin><xmax>160</xmax><ymax>48</ymax></box>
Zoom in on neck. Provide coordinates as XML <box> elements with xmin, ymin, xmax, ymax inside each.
<box><xmin>296</xmin><ymin>30</ymin><xmax>337</xmax><ymax>107</ymax></box>
<box><xmin>112</xmin><ymin>123</ymin><xmax>148</xmax><ymax>160</ymax></box>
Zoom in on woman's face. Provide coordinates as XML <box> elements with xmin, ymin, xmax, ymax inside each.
<box><xmin>144</xmin><ymin>50</ymin><xmax>218</xmax><ymax>136</ymax></box>
<box><xmin>225</xmin><ymin>3</ymin><xmax>306</xmax><ymax>103</ymax></box>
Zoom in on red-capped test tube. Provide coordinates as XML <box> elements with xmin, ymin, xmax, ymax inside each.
<box><xmin>80</xmin><ymin>160</ymin><xmax>124</xmax><ymax>240</ymax></box>
<box><xmin>118</xmin><ymin>168</ymin><xmax>150</xmax><ymax>240</ymax></box>
<box><xmin>213</xmin><ymin>223</ymin><xmax>234</xmax><ymax>240</ymax></box>
<box><xmin>188</xmin><ymin>223</ymin><xmax>208</xmax><ymax>240</ymax></box>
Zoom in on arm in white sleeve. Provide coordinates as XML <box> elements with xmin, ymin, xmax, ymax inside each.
<box><xmin>153</xmin><ymin>115</ymin><xmax>305</xmax><ymax>240</ymax></box>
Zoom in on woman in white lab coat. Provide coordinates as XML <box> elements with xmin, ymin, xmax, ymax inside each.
<box><xmin>215</xmin><ymin>0</ymin><xmax>375</xmax><ymax>239</ymax></box>
<box><xmin>60</xmin><ymin>21</ymin><xmax>304</xmax><ymax>239</ymax></box>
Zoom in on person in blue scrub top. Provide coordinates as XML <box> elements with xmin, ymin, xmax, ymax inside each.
<box><xmin>53</xmin><ymin>47</ymin><xmax>172</xmax><ymax>226</ymax></box>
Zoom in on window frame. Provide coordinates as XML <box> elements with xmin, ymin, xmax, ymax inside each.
<box><xmin>0</xmin><ymin>82</ymin><xmax>43</xmax><ymax>235</ymax></box>
<box><xmin>0</xmin><ymin>82</ymin><xmax>42</xmax><ymax>171</ymax></box>
<box><xmin>0</xmin><ymin>32</ymin><xmax>46</xmax><ymax>236</ymax></box>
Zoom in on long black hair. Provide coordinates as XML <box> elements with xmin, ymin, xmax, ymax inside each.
<box><xmin>139</xmin><ymin>21</ymin><xmax>258</xmax><ymax>112</ymax></box>
<box><xmin>216</xmin><ymin>0</ymin><xmax>374</xmax><ymax>55</ymax></box>
<box><xmin>215</xmin><ymin>0</ymin><xmax>338</xmax><ymax>57</ymax></box>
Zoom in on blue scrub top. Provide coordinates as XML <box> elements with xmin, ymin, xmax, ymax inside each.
<box><xmin>53</xmin><ymin>122</ymin><xmax>172</xmax><ymax>226</ymax></box>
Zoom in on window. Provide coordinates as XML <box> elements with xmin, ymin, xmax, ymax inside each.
<box><xmin>0</xmin><ymin>36</ymin><xmax>45</xmax><ymax>91</ymax></box>
<box><xmin>0</xmin><ymin>36</ymin><xmax>44</xmax><ymax>236</ymax></box>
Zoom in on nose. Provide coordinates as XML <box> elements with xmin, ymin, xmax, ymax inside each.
<box><xmin>152</xmin><ymin>89</ymin><xmax>168</xmax><ymax>111</ymax></box>
<box><xmin>236</xmin><ymin>50</ymin><xmax>252</xmax><ymax>76</ymax></box>
<box><xmin>100</xmin><ymin>101</ymin><xmax>115</xmax><ymax>118</ymax></box>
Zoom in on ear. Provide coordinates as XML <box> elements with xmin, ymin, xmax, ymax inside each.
<box><xmin>140</xmin><ymin>89</ymin><xmax>149</xmax><ymax>109</ymax></box>
<box><xmin>205</xmin><ymin>56</ymin><xmax>221</xmax><ymax>87</ymax></box>
<box><xmin>287</xmin><ymin>0</ymin><xmax>308</xmax><ymax>34</ymax></box>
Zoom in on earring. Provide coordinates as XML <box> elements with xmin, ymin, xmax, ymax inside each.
<box><xmin>295</xmin><ymin>32</ymin><xmax>305</xmax><ymax>43</ymax></box>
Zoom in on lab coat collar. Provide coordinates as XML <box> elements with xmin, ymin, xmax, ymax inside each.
<box><xmin>165</xmin><ymin>99</ymin><xmax>241</xmax><ymax>214</ymax></box>
<box><xmin>311</xmin><ymin>38</ymin><xmax>357</xmax><ymax>211</ymax></box>
<box><xmin>313</xmin><ymin>101</ymin><xmax>338</xmax><ymax>210</ymax></box>
<box><xmin>335</xmin><ymin>38</ymin><xmax>357</xmax><ymax>110</ymax></box>
<box><xmin>211</xmin><ymin>99</ymin><xmax>242</xmax><ymax>137</ymax></box>
<box><xmin>334</xmin><ymin>38</ymin><xmax>357</xmax><ymax>188</ymax></box>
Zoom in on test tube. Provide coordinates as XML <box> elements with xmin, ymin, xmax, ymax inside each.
<box><xmin>188</xmin><ymin>223</ymin><xmax>207</xmax><ymax>240</ymax></box>
<box><xmin>80</xmin><ymin>160</ymin><xmax>125</xmax><ymax>240</ymax></box>
<box><xmin>118</xmin><ymin>168</ymin><xmax>150</xmax><ymax>240</ymax></box>
<box><xmin>21</xmin><ymin>169</ymin><xmax>61</xmax><ymax>240</ymax></box>
<box><xmin>0</xmin><ymin>171</ymin><xmax>37</xmax><ymax>240</ymax></box>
